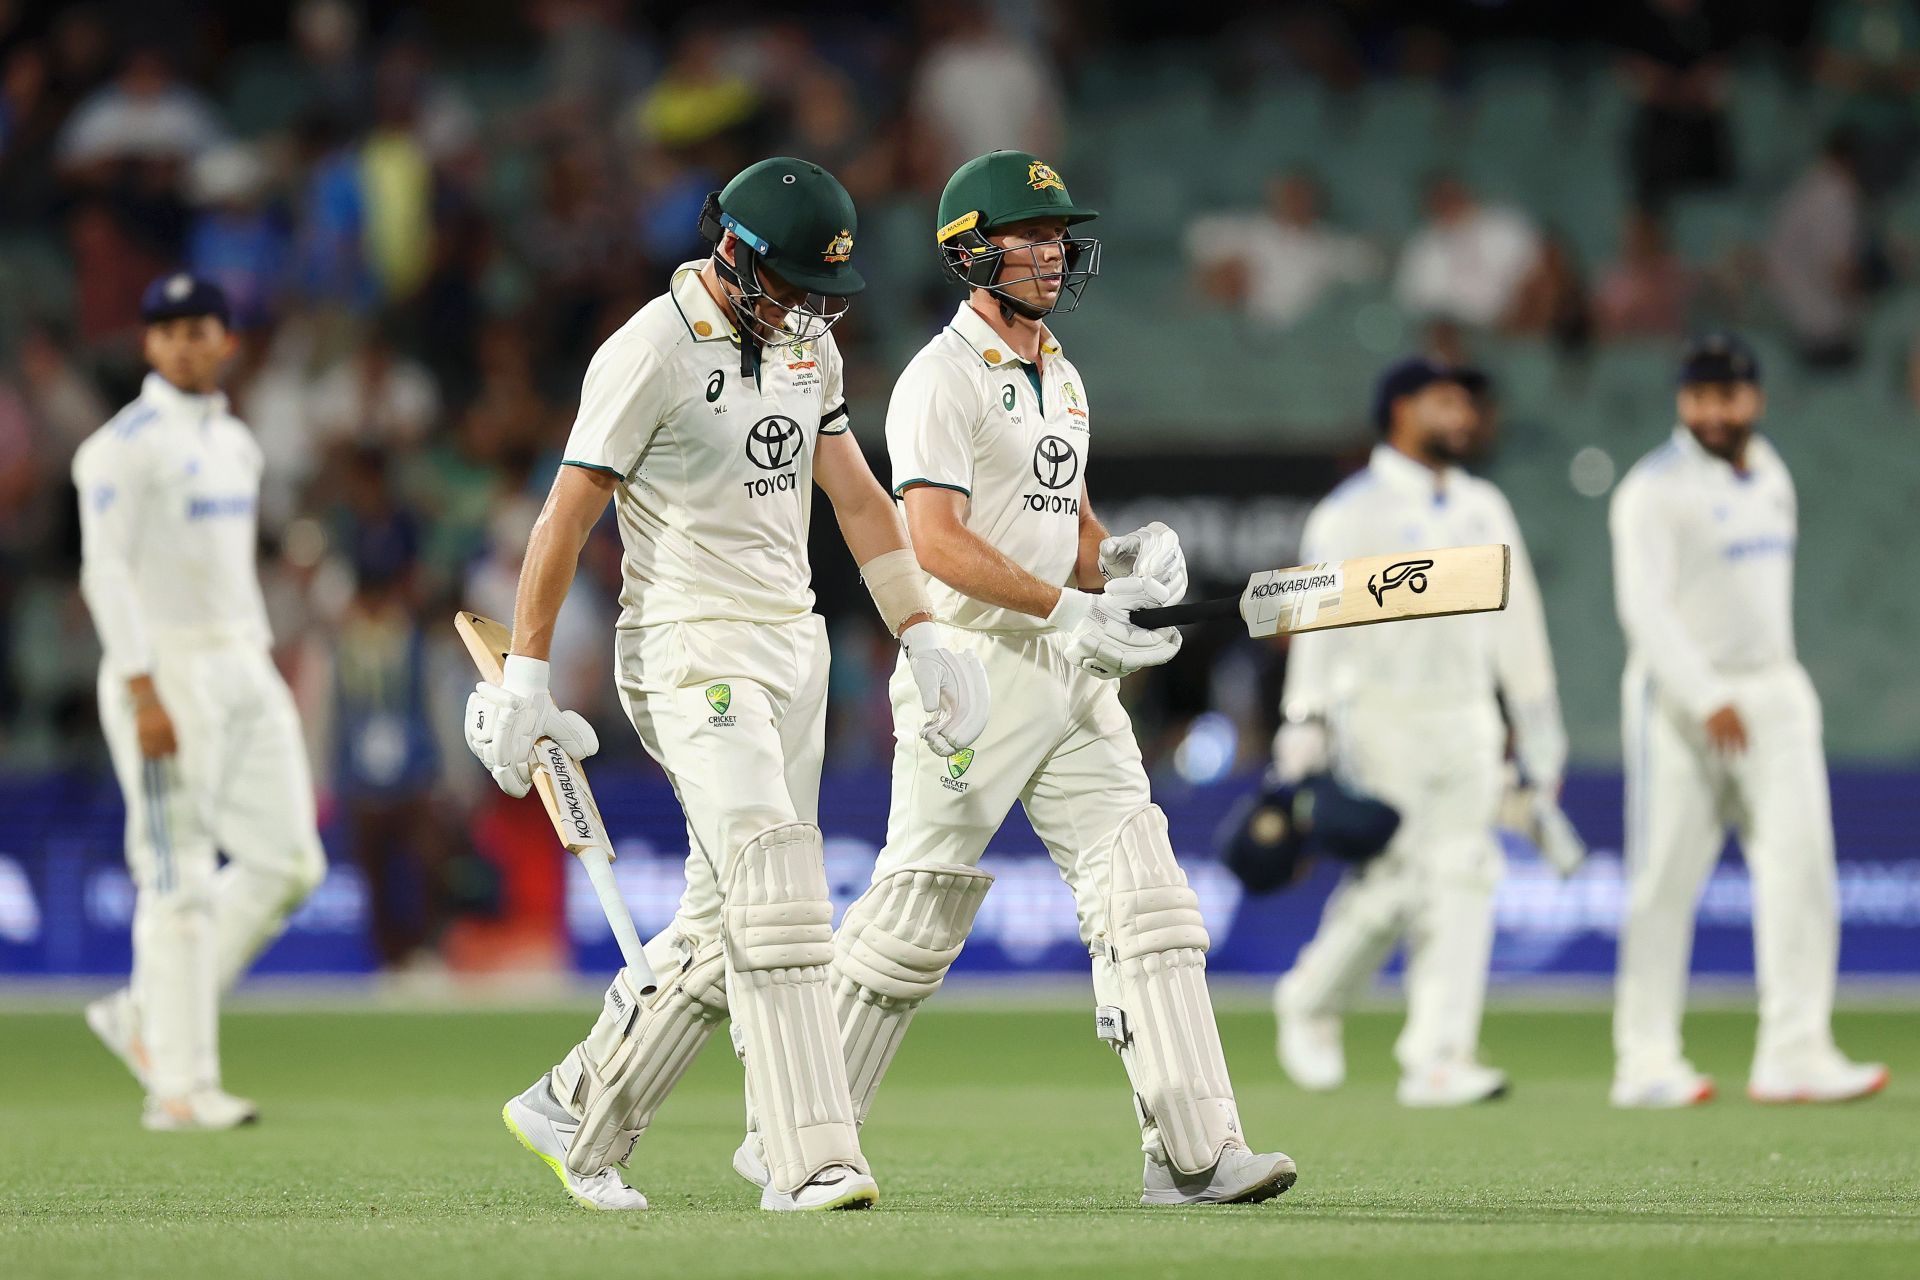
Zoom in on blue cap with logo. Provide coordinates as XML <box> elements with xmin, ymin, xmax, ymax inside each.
<box><xmin>1371</xmin><ymin>355</ymin><xmax>1465</xmax><ymax>434</ymax></box>
<box><xmin>1677</xmin><ymin>331</ymin><xmax>1761</xmax><ymax>387</ymax></box>
<box><xmin>1217</xmin><ymin>770</ymin><xmax>1402</xmax><ymax>895</ymax></box>
<box><xmin>140</xmin><ymin>272</ymin><xmax>230</xmax><ymax>327</ymax></box>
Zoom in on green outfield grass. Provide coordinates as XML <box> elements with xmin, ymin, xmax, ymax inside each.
<box><xmin>2</xmin><ymin>1001</ymin><xmax>1915</xmax><ymax>1279</ymax></box>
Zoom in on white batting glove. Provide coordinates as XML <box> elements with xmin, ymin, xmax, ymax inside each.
<box><xmin>1047</xmin><ymin>588</ymin><xmax>1182</xmax><ymax>680</ymax></box>
<box><xmin>1099</xmin><ymin>521</ymin><xmax>1188</xmax><ymax>608</ymax></box>
<box><xmin>901</xmin><ymin>621</ymin><xmax>990</xmax><ymax>756</ymax></box>
<box><xmin>463</xmin><ymin>655</ymin><xmax>599</xmax><ymax>798</ymax></box>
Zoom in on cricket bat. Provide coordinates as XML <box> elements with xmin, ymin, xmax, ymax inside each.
<box><xmin>454</xmin><ymin>611</ymin><xmax>657</xmax><ymax>993</ymax></box>
<box><xmin>1130</xmin><ymin>544</ymin><xmax>1510</xmax><ymax>637</ymax></box>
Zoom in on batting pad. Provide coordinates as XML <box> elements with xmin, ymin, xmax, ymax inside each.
<box><xmin>1092</xmin><ymin>805</ymin><xmax>1244</xmax><ymax>1176</ymax></box>
<box><xmin>725</xmin><ymin>822</ymin><xmax>866</xmax><ymax>1193</ymax></box>
<box><xmin>554</xmin><ymin>939</ymin><xmax>727</xmax><ymax>1176</ymax></box>
<box><xmin>833</xmin><ymin>862</ymin><xmax>994</xmax><ymax>1122</ymax></box>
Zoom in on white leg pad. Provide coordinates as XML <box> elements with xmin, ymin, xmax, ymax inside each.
<box><xmin>1093</xmin><ymin>805</ymin><xmax>1244</xmax><ymax>1176</ymax></box>
<box><xmin>552</xmin><ymin>937</ymin><xmax>727</xmax><ymax>1177</ymax></box>
<box><xmin>725</xmin><ymin>822</ymin><xmax>865</xmax><ymax>1193</ymax></box>
<box><xmin>134</xmin><ymin>885</ymin><xmax>217</xmax><ymax>1098</ymax></box>
<box><xmin>832</xmin><ymin>862</ymin><xmax>994</xmax><ymax>1123</ymax></box>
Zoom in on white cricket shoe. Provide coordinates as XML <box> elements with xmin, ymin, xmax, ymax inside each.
<box><xmin>1397</xmin><ymin>1060</ymin><xmax>1509</xmax><ymax>1108</ymax></box>
<box><xmin>85</xmin><ymin>989</ymin><xmax>151</xmax><ymax>1090</ymax></box>
<box><xmin>1273</xmin><ymin>983</ymin><xmax>1345</xmax><ymax>1092</ymax></box>
<box><xmin>141</xmin><ymin>1087</ymin><xmax>258</xmax><ymax>1132</ymax></box>
<box><xmin>502</xmin><ymin>1073</ymin><xmax>647</xmax><ymax>1210</ymax></box>
<box><xmin>759</xmin><ymin>1163</ymin><xmax>878</xmax><ymax>1212</ymax></box>
<box><xmin>1141</xmin><ymin>1143</ymin><xmax>1298</xmax><ymax>1206</ymax></box>
<box><xmin>732</xmin><ymin>1134</ymin><xmax>770</xmax><ymax>1189</ymax></box>
<box><xmin>1749</xmin><ymin>1055</ymin><xmax>1890</xmax><ymax>1105</ymax></box>
<box><xmin>1610</xmin><ymin>1065</ymin><xmax>1716</xmax><ymax>1109</ymax></box>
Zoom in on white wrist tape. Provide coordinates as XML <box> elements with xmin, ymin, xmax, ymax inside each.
<box><xmin>860</xmin><ymin>548</ymin><xmax>933</xmax><ymax>636</ymax></box>
<box><xmin>502</xmin><ymin>654</ymin><xmax>550</xmax><ymax>697</ymax></box>
<box><xmin>1047</xmin><ymin>587</ymin><xmax>1093</xmax><ymax>632</ymax></box>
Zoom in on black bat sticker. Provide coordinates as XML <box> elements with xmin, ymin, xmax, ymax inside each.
<box><xmin>1367</xmin><ymin>558</ymin><xmax>1433</xmax><ymax>605</ymax></box>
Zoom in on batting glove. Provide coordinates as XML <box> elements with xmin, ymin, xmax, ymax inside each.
<box><xmin>1098</xmin><ymin>522</ymin><xmax>1188</xmax><ymax>607</ymax></box>
<box><xmin>1048</xmin><ymin>588</ymin><xmax>1182</xmax><ymax>680</ymax></box>
<box><xmin>901</xmin><ymin>621</ymin><xmax>991</xmax><ymax>756</ymax></box>
<box><xmin>463</xmin><ymin>655</ymin><xmax>599</xmax><ymax>798</ymax></box>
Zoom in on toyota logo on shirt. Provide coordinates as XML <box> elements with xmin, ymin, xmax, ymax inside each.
<box><xmin>1032</xmin><ymin>434</ymin><xmax>1079</xmax><ymax>490</ymax></box>
<box><xmin>745</xmin><ymin>416</ymin><xmax>804</xmax><ymax>470</ymax></box>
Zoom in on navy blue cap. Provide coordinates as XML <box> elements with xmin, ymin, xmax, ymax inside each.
<box><xmin>1677</xmin><ymin>331</ymin><xmax>1760</xmax><ymax>387</ymax></box>
<box><xmin>1371</xmin><ymin>355</ymin><xmax>1466</xmax><ymax>434</ymax></box>
<box><xmin>140</xmin><ymin>272</ymin><xmax>230</xmax><ymax>327</ymax></box>
<box><xmin>1217</xmin><ymin>770</ymin><xmax>1401</xmax><ymax>895</ymax></box>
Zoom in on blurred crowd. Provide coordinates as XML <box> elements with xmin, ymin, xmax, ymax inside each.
<box><xmin>0</xmin><ymin>0</ymin><xmax>1912</xmax><ymax>968</ymax></box>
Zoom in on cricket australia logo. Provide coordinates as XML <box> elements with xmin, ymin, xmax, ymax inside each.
<box><xmin>1367</xmin><ymin>558</ymin><xmax>1433</xmax><ymax>606</ymax></box>
<box><xmin>1026</xmin><ymin>160</ymin><xmax>1065</xmax><ymax>192</ymax></box>
<box><xmin>943</xmin><ymin>747</ymin><xmax>975</xmax><ymax>793</ymax></box>
<box><xmin>705</xmin><ymin>683</ymin><xmax>736</xmax><ymax>726</ymax></box>
<box><xmin>822</xmin><ymin>228</ymin><xmax>854</xmax><ymax>263</ymax></box>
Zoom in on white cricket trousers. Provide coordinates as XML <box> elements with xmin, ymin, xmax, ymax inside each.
<box><xmin>612</xmin><ymin>616</ymin><xmax>829</xmax><ymax>950</ymax></box>
<box><xmin>1613</xmin><ymin>659</ymin><xmax>1839</xmax><ymax>1079</ymax></box>
<box><xmin>97</xmin><ymin>639</ymin><xmax>326</xmax><ymax>1097</ymax></box>
<box><xmin>1277</xmin><ymin>695</ymin><xmax>1506</xmax><ymax>1073</ymax></box>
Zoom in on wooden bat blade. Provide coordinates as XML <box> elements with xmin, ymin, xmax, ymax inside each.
<box><xmin>454</xmin><ymin>611</ymin><xmax>513</xmax><ymax>684</ymax></box>
<box><xmin>1238</xmin><ymin>543</ymin><xmax>1510</xmax><ymax>638</ymax></box>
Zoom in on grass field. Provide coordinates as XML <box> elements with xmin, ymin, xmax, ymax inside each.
<box><xmin>3</xmin><ymin>999</ymin><xmax>1916</xmax><ymax>1279</ymax></box>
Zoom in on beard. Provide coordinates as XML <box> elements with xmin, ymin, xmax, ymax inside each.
<box><xmin>1688</xmin><ymin>420</ymin><xmax>1754</xmax><ymax>463</ymax></box>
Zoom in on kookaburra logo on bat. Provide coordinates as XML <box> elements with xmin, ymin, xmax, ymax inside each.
<box><xmin>543</xmin><ymin>741</ymin><xmax>595</xmax><ymax>840</ymax></box>
<box><xmin>1367</xmin><ymin>558</ymin><xmax>1433</xmax><ymax>606</ymax></box>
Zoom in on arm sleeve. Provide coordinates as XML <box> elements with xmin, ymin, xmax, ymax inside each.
<box><xmin>818</xmin><ymin>335</ymin><xmax>850</xmax><ymax>435</ymax></box>
<box><xmin>73</xmin><ymin>437</ymin><xmax>153</xmax><ymax>679</ymax></box>
<box><xmin>885</xmin><ymin>357</ymin><xmax>978</xmax><ymax>497</ymax></box>
<box><xmin>1490</xmin><ymin>494</ymin><xmax>1567</xmax><ymax>786</ymax></box>
<box><xmin>1278</xmin><ymin>502</ymin><xmax>1340</xmax><ymax>722</ymax></box>
<box><xmin>1610</xmin><ymin>472</ymin><xmax>1730</xmax><ymax>718</ymax></box>
<box><xmin>561</xmin><ymin>332</ymin><xmax>669</xmax><ymax>478</ymax></box>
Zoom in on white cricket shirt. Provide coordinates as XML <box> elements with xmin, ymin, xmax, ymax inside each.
<box><xmin>886</xmin><ymin>303</ymin><xmax>1090</xmax><ymax>632</ymax></box>
<box><xmin>1610</xmin><ymin>426</ymin><xmax>1798</xmax><ymax>717</ymax></box>
<box><xmin>1282</xmin><ymin>442</ymin><xmax>1566</xmax><ymax>784</ymax></box>
<box><xmin>73</xmin><ymin>373</ymin><xmax>273</xmax><ymax>676</ymax></box>
<box><xmin>561</xmin><ymin>261</ymin><xmax>850</xmax><ymax>628</ymax></box>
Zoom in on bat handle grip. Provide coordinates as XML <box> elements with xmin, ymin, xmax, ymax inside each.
<box><xmin>1130</xmin><ymin>596</ymin><xmax>1242</xmax><ymax>628</ymax></box>
<box><xmin>579</xmin><ymin>847</ymin><xmax>659</xmax><ymax>994</ymax></box>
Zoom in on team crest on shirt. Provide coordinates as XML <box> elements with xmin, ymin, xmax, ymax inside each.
<box><xmin>943</xmin><ymin>747</ymin><xmax>975</xmax><ymax>792</ymax></box>
<box><xmin>1026</xmin><ymin>161</ymin><xmax>1064</xmax><ymax>192</ymax></box>
<box><xmin>823</xmin><ymin>229</ymin><xmax>854</xmax><ymax>262</ymax></box>
<box><xmin>1063</xmin><ymin>380</ymin><xmax>1086</xmax><ymax>422</ymax></box>
<box><xmin>705</xmin><ymin>683</ymin><xmax>735</xmax><ymax>726</ymax></box>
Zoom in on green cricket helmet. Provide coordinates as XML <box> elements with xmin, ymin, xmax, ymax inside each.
<box><xmin>935</xmin><ymin>150</ymin><xmax>1100</xmax><ymax>319</ymax></box>
<box><xmin>698</xmin><ymin>156</ymin><xmax>863</xmax><ymax>351</ymax></box>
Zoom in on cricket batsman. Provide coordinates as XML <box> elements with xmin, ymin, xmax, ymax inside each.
<box><xmin>463</xmin><ymin>158</ymin><xmax>989</xmax><ymax>1211</ymax></box>
<box><xmin>1271</xmin><ymin>357</ymin><xmax>1566</xmax><ymax>1107</ymax></box>
<box><xmin>1609</xmin><ymin>333</ymin><xmax>1887</xmax><ymax>1107</ymax></box>
<box><xmin>73</xmin><ymin>274</ymin><xmax>328</xmax><ymax>1130</ymax></box>
<box><xmin>734</xmin><ymin>150</ymin><xmax>1297</xmax><ymax>1206</ymax></box>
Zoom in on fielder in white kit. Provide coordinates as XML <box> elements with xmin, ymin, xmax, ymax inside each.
<box><xmin>464</xmin><ymin>158</ymin><xmax>988</xmax><ymax>1211</ymax></box>
<box><xmin>731</xmin><ymin>150</ymin><xmax>1296</xmax><ymax>1206</ymax></box>
<box><xmin>73</xmin><ymin>274</ymin><xmax>327</xmax><ymax>1130</ymax></box>
<box><xmin>1609</xmin><ymin>332</ymin><xmax>1887</xmax><ymax>1107</ymax></box>
<box><xmin>1272</xmin><ymin>357</ymin><xmax>1567</xmax><ymax>1107</ymax></box>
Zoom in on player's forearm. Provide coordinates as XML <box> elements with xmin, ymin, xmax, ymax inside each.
<box><xmin>830</xmin><ymin>474</ymin><xmax>911</xmax><ymax>566</ymax></box>
<box><xmin>915</xmin><ymin>522</ymin><xmax>1062</xmax><ymax>620</ymax></box>
<box><xmin>78</xmin><ymin>556</ymin><xmax>152</xmax><ymax>678</ymax></box>
<box><xmin>1074</xmin><ymin>500</ymin><xmax>1108</xmax><ymax>589</ymax></box>
<box><xmin>512</xmin><ymin>466</ymin><xmax>613</xmax><ymax>662</ymax></box>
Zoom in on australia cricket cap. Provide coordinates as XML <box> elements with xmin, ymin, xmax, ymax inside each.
<box><xmin>1677</xmin><ymin>331</ymin><xmax>1761</xmax><ymax>387</ymax></box>
<box><xmin>714</xmin><ymin>157</ymin><xmax>864</xmax><ymax>297</ymax></box>
<box><xmin>141</xmin><ymin>272</ymin><xmax>230</xmax><ymax>327</ymax></box>
<box><xmin>936</xmin><ymin>150</ymin><xmax>1099</xmax><ymax>245</ymax></box>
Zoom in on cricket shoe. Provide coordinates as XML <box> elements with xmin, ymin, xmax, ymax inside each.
<box><xmin>1141</xmin><ymin>1144</ymin><xmax>1297</xmax><ymax>1206</ymax></box>
<box><xmin>1610</xmin><ymin>1065</ymin><xmax>1716</xmax><ymax>1109</ymax></box>
<box><xmin>1273</xmin><ymin>982</ymin><xmax>1345</xmax><ymax>1092</ymax></box>
<box><xmin>1397</xmin><ymin>1060</ymin><xmax>1509</xmax><ymax>1107</ymax></box>
<box><xmin>502</xmin><ymin>1073</ymin><xmax>646</xmax><ymax>1210</ymax></box>
<box><xmin>1748</xmin><ymin>1055</ymin><xmax>1889</xmax><ymax>1105</ymax></box>
<box><xmin>85</xmin><ymin>988</ymin><xmax>151</xmax><ymax>1090</ymax></box>
<box><xmin>142</xmin><ymin>1088</ymin><xmax>259</xmax><ymax>1132</ymax></box>
<box><xmin>732</xmin><ymin>1134</ymin><xmax>770</xmax><ymax>1189</ymax></box>
<box><xmin>759</xmin><ymin>1163</ymin><xmax>878</xmax><ymax>1212</ymax></box>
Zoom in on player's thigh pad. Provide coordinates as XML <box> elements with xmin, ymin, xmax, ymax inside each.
<box><xmin>725</xmin><ymin>821</ymin><xmax>864</xmax><ymax>1191</ymax></box>
<box><xmin>832</xmin><ymin>861</ymin><xmax>994</xmax><ymax>1122</ymax></box>
<box><xmin>554</xmin><ymin>939</ymin><xmax>728</xmax><ymax>1177</ymax></box>
<box><xmin>1092</xmin><ymin>805</ymin><xmax>1243</xmax><ymax>1175</ymax></box>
